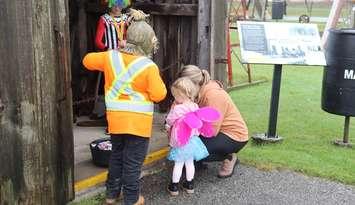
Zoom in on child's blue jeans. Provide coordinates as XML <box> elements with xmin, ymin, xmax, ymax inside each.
<box><xmin>106</xmin><ymin>134</ymin><xmax>149</xmax><ymax>205</ymax></box>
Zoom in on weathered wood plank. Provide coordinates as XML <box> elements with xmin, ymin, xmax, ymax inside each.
<box><xmin>85</xmin><ymin>2</ymin><xmax>106</xmax><ymax>13</ymax></box>
<box><xmin>161</xmin><ymin>14</ymin><xmax>180</xmax><ymax>111</ymax></box>
<box><xmin>78</xmin><ymin>0</ymin><xmax>88</xmax><ymax>59</ymax></box>
<box><xmin>85</xmin><ymin>1</ymin><xmax>198</xmax><ymax>16</ymax></box>
<box><xmin>210</xmin><ymin>0</ymin><xmax>227</xmax><ymax>85</ymax></box>
<box><xmin>152</xmin><ymin>15</ymin><xmax>171</xmax><ymax>111</ymax></box>
<box><xmin>0</xmin><ymin>0</ymin><xmax>74</xmax><ymax>204</ymax></box>
<box><xmin>189</xmin><ymin>17</ymin><xmax>198</xmax><ymax>64</ymax></box>
<box><xmin>210</xmin><ymin>0</ymin><xmax>215</xmax><ymax>79</ymax></box>
<box><xmin>53</xmin><ymin>0</ymin><xmax>75</xmax><ymax>202</ymax></box>
<box><xmin>177</xmin><ymin>0</ymin><xmax>197</xmax><ymax>65</ymax></box>
<box><xmin>197</xmin><ymin>0</ymin><xmax>211</xmax><ymax>70</ymax></box>
<box><xmin>134</xmin><ymin>2</ymin><xmax>198</xmax><ymax>16</ymax></box>
<box><xmin>152</xmin><ymin>18</ymin><xmax>166</xmax><ymax>70</ymax></box>
<box><xmin>180</xmin><ymin>16</ymin><xmax>197</xmax><ymax>66</ymax></box>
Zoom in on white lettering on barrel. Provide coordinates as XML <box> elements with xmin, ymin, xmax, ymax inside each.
<box><xmin>344</xmin><ymin>69</ymin><xmax>355</xmax><ymax>80</ymax></box>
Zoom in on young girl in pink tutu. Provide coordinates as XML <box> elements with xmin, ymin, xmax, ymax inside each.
<box><xmin>165</xmin><ymin>77</ymin><xmax>219</xmax><ymax>196</ymax></box>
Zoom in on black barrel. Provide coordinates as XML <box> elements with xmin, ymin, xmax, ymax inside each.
<box><xmin>322</xmin><ymin>29</ymin><xmax>355</xmax><ymax>116</ymax></box>
<box><xmin>272</xmin><ymin>0</ymin><xmax>285</xmax><ymax>20</ymax></box>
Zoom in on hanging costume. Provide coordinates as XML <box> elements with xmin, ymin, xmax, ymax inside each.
<box><xmin>95</xmin><ymin>0</ymin><xmax>131</xmax><ymax>50</ymax></box>
<box><xmin>95</xmin><ymin>14</ymin><xmax>128</xmax><ymax>50</ymax></box>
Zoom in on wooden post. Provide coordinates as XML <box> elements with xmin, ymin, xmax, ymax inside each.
<box><xmin>197</xmin><ymin>0</ymin><xmax>211</xmax><ymax>70</ymax></box>
<box><xmin>210</xmin><ymin>0</ymin><xmax>228</xmax><ymax>85</ymax></box>
<box><xmin>54</xmin><ymin>0</ymin><xmax>75</xmax><ymax>202</ymax></box>
<box><xmin>321</xmin><ymin>0</ymin><xmax>345</xmax><ymax>49</ymax></box>
<box><xmin>254</xmin><ymin>0</ymin><xmax>268</xmax><ymax>20</ymax></box>
<box><xmin>351</xmin><ymin>5</ymin><xmax>355</xmax><ymax>28</ymax></box>
<box><xmin>0</xmin><ymin>0</ymin><xmax>74</xmax><ymax>204</ymax></box>
<box><xmin>209</xmin><ymin>0</ymin><xmax>216</xmax><ymax>79</ymax></box>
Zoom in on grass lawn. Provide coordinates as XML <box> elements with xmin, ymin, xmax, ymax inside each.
<box><xmin>229</xmin><ymin>64</ymin><xmax>355</xmax><ymax>185</ymax></box>
<box><xmin>284</xmin><ymin>2</ymin><xmax>333</xmax><ymax>17</ymax></box>
<box><xmin>229</xmin><ymin>2</ymin><xmax>355</xmax><ymax>186</ymax></box>
<box><xmin>70</xmin><ymin>194</ymin><xmax>105</xmax><ymax>205</ymax></box>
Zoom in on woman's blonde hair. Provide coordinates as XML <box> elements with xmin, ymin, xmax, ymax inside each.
<box><xmin>179</xmin><ymin>65</ymin><xmax>211</xmax><ymax>87</ymax></box>
<box><xmin>171</xmin><ymin>77</ymin><xmax>198</xmax><ymax>101</ymax></box>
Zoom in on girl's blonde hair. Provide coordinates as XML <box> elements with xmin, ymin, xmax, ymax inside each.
<box><xmin>171</xmin><ymin>77</ymin><xmax>198</xmax><ymax>101</ymax></box>
<box><xmin>179</xmin><ymin>65</ymin><xmax>211</xmax><ymax>87</ymax></box>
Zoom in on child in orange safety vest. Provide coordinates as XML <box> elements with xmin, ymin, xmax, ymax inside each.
<box><xmin>83</xmin><ymin>10</ymin><xmax>166</xmax><ymax>205</ymax></box>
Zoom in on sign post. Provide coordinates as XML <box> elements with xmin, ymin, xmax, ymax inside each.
<box><xmin>267</xmin><ymin>64</ymin><xmax>282</xmax><ymax>139</ymax></box>
<box><xmin>237</xmin><ymin>21</ymin><xmax>326</xmax><ymax>143</ymax></box>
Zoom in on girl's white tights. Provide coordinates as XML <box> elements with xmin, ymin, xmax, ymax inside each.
<box><xmin>172</xmin><ymin>159</ymin><xmax>195</xmax><ymax>183</ymax></box>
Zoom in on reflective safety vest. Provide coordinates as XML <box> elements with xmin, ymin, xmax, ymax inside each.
<box><xmin>105</xmin><ymin>50</ymin><xmax>155</xmax><ymax>115</ymax></box>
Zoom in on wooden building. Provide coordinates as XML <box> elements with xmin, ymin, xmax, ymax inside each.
<box><xmin>0</xmin><ymin>0</ymin><xmax>227</xmax><ymax>204</ymax></box>
<box><xmin>70</xmin><ymin>0</ymin><xmax>228</xmax><ymax>113</ymax></box>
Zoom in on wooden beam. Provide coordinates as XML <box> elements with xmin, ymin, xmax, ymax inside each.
<box><xmin>85</xmin><ymin>2</ymin><xmax>198</xmax><ymax>16</ymax></box>
<box><xmin>134</xmin><ymin>2</ymin><xmax>198</xmax><ymax>16</ymax></box>
<box><xmin>85</xmin><ymin>2</ymin><xmax>106</xmax><ymax>13</ymax></box>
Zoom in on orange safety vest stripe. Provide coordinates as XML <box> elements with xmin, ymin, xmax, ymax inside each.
<box><xmin>105</xmin><ymin>50</ymin><xmax>154</xmax><ymax>115</ymax></box>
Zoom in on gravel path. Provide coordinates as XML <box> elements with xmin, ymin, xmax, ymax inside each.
<box><xmin>140</xmin><ymin>162</ymin><xmax>355</xmax><ymax>205</ymax></box>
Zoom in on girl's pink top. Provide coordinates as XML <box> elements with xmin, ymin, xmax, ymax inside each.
<box><xmin>166</xmin><ymin>102</ymin><xmax>199</xmax><ymax>147</ymax></box>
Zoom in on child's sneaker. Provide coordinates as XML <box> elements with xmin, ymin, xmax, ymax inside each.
<box><xmin>168</xmin><ymin>182</ymin><xmax>179</xmax><ymax>196</ymax></box>
<box><xmin>133</xmin><ymin>195</ymin><xmax>145</xmax><ymax>205</ymax></box>
<box><xmin>182</xmin><ymin>180</ymin><xmax>194</xmax><ymax>194</ymax></box>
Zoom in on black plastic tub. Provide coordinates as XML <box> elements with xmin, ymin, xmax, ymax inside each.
<box><xmin>90</xmin><ymin>138</ymin><xmax>112</xmax><ymax>167</ymax></box>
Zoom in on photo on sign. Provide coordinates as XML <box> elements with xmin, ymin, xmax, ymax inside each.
<box><xmin>237</xmin><ymin>21</ymin><xmax>326</xmax><ymax>66</ymax></box>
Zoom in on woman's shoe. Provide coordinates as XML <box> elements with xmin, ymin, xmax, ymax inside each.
<box><xmin>182</xmin><ymin>180</ymin><xmax>194</xmax><ymax>194</ymax></box>
<box><xmin>217</xmin><ymin>154</ymin><xmax>239</xmax><ymax>178</ymax></box>
<box><xmin>167</xmin><ymin>182</ymin><xmax>179</xmax><ymax>196</ymax></box>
